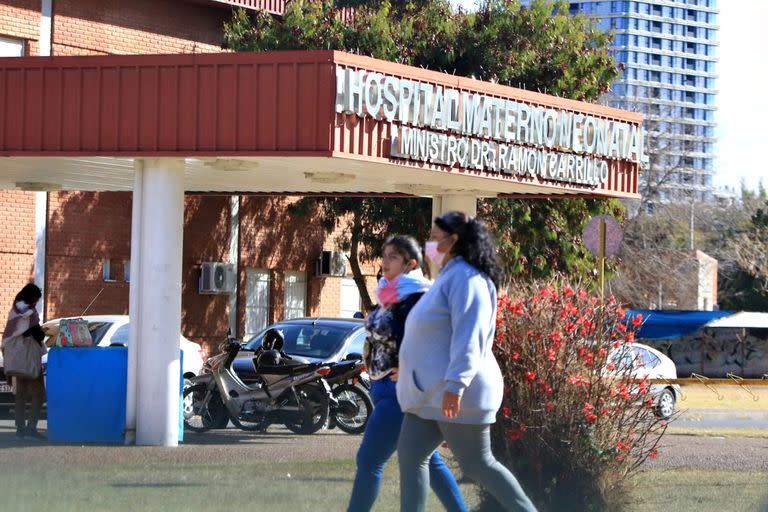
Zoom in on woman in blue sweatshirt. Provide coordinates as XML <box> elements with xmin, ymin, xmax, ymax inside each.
<box><xmin>346</xmin><ymin>235</ymin><xmax>466</xmax><ymax>512</ymax></box>
<box><xmin>397</xmin><ymin>212</ymin><xmax>537</xmax><ymax>512</ymax></box>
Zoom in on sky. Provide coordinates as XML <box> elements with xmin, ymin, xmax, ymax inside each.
<box><xmin>450</xmin><ymin>0</ymin><xmax>766</xmax><ymax>194</ymax></box>
<box><xmin>713</xmin><ymin>0</ymin><xmax>766</xmax><ymax>193</ymax></box>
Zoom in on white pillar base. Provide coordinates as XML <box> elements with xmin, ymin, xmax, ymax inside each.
<box><xmin>127</xmin><ymin>158</ymin><xmax>185</xmax><ymax>447</ymax></box>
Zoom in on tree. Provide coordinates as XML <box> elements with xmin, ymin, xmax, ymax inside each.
<box><xmin>224</xmin><ymin>0</ymin><xmax>624</xmax><ymax>301</ymax></box>
<box><xmin>611</xmin><ymin>193</ymin><xmax>768</xmax><ymax>311</ymax></box>
<box><xmin>289</xmin><ymin>196</ymin><xmax>432</xmax><ymax>312</ymax></box>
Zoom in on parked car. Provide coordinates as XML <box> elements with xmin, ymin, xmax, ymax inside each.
<box><xmin>609</xmin><ymin>342</ymin><xmax>681</xmax><ymax>419</ymax></box>
<box><xmin>233</xmin><ymin>318</ymin><xmax>367</xmax><ymax>382</ymax></box>
<box><xmin>0</xmin><ymin>314</ymin><xmax>206</xmax><ymax>409</ymax></box>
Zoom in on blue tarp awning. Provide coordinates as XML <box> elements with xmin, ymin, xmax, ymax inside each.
<box><xmin>626</xmin><ymin>309</ymin><xmax>734</xmax><ymax>340</ymax></box>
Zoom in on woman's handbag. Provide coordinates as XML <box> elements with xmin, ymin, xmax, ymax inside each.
<box><xmin>2</xmin><ymin>334</ymin><xmax>44</xmax><ymax>379</ymax></box>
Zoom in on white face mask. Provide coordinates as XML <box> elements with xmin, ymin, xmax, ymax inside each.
<box><xmin>425</xmin><ymin>240</ymin><xmax>446</xmax><ymax>267</ymax></box>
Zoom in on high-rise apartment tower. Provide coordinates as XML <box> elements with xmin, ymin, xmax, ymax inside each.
<box><xmin>522</xmin><ymin>0</ymin><xmax>718</xmax><ymax>200</ymax></box>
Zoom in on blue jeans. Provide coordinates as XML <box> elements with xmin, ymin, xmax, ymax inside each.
<box><xmin>347</xmin><ymin>379</ymin><xmax>467</xmax><ymax>512</ymax></box>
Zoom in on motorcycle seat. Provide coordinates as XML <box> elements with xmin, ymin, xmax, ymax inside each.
<box><xmin>257</xmin><ymin>362</ymin><xmax>324</xmax><ymax>376</ymax></box>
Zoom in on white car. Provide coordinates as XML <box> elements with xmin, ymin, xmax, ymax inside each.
<box><xmin>609</xmin><ymin>342</ymin><xmax>681</xmax><ymax>419</ymax></box>
<box><xmin>41</xmin><ymin>315</ymin><xmax>205</xmax><ymax>379</ymax></box>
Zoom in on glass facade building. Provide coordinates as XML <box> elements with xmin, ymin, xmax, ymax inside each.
<box><xmin>522</xmin><ymin>1</ymin><xmax>718</xmax><ymax>200</ymax></box>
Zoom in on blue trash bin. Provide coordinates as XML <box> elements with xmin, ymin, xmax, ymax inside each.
<box><xmin>47</xmin><ymin>347</ymin><xmax>185</xmax><ymax>444</ymax></box>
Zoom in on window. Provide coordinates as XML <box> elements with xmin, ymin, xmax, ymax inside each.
<box><xmin>0</xmin><ymin>36</ymin><xmax>23</xmax><ymax>57</ymax></box>
<box><xmin>685</xmin><ymin>42</ymin><xmax>696</xmax><ymax>54</ymax></box>
<box><xmin>340</xmin><ymin>278</ymin><xmax>362</xmax><ymax>318</ymax></box>
<box><xmin>123</xmin><ymin>260</ymin><xmax>131</xmax><ymax>283</ymax></box>
<box><xmin>650</xmin><ymin>70</ymin><xmax>661</xmax><ymax>82</ymax></box>
<box><xmin>686</xmin><ymin>9</ymin><xmax>696</xmax><ymax>22</ymax></box>
<box><xmin>685</xmin><ymin>58</ymin><xmax>696</xmax><ymax>70</ymax></box>
<box><xmin>110</xmin><ymin>324</ymin><xmax>130</xmax><ymax>345</ymax></box>
<box><xmin>652</xmin><ymin>4</ymin><xmax>662</xmax><ymax>16</ymax></box>
<box><xmin>102</xmin><ymin>259</ymin><xmax>116</xmax><ymax>282</ymax></box>
<box><xmin>651</xmin><ymin>54</ymin><xmax>661</xmax><ymax>66</ymax></box>
<box><xmin>284</xmin><ymin>271</ymin><xmax>307</xmax><ymax>320</ymax></box>
<box><xmin>633</xmin><ymin>348</ymin><xmax>661</xmax><ymax>369</ymax></box>
<box><xmin>651</xmin><ymin>37</ymin><xmax>661</xmax><ymax>50</ymax></box>
<box><xmin>685</xmin><ymin>91</ymin><xmax>696</xmax><ymax>102</ymax></box>
<box><xmin>684</xmin><ymin>74</ymin><xmax>695</xmax><ymax>87</ymax></box>
<box><xmin>245</xmin><ymin>269</ymin><xmax>270</xmax><ymax>339</ymax></box>
<box><xmin>651</xmin><ymin>21</ymin><xmax>662</xmax><ymax>33</ymax></box>
<box><xmin>344</xmin><ymin>330</ymin><xmax>367</xmax><ymax>358</ymax></box>
<box><xmin>245</xmin><ymin>324</ymin><xmax>350</xmax><ymax>359</ymax></box>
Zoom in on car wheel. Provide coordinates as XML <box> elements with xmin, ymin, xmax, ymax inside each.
<box><xmin>654</xmin><ymin>388</ymin><xmax>676</xmax><ymax>419</ymax></box>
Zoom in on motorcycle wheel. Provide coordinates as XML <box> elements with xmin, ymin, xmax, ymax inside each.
<box><xmin>183</xmin><ymin>384</ymin><xmax>228</xmax><ymax>432</ymax></box>
<box><xmin>284</xmin><ymin>383</ymin><xmax>329</xmax><ymax>435</ymax></box>
<box><xmin>332</xmin><ymin>384</ymin><xmax>372</xmax><ymax>435</ymax></box>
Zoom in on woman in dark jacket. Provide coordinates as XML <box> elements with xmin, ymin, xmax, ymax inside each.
<box><xmin>346</xmin><ymin>235</ymin><xmax>466</xmax><ymax>512</ymax></box>
<box><xmin>2</xmin><ymin>283</ymin><xmax>46</xmax><ymax>440</ymax></box>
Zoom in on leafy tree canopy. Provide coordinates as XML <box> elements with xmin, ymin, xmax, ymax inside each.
<box><xmin>224</xmin><ymin>0</ymin><xmax>624</xmax><ymax>306</ymax></box>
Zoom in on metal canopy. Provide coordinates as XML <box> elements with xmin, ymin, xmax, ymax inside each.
<box><xmin>0</xmin><ymin>50</ymin><xmax>642</xmax><ymax>200</ymax></box>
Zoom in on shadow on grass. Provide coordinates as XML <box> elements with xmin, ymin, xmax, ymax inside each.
<box><xmin>111</xmin><ymin>482</ymin><xmax>199</xmax><ymax>488</ymax></box>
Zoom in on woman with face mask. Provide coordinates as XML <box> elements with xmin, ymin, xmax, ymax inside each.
<box><xmin>347</xmin><ymin>235</ymin><xmax>466</xmax><ymax>512</ymax></box>
<box><xmin>397</xmin><ymin>212</ymin><xmax>537</xmax><ymax>512</ymax></box>
<box><xmin>2</xmin><ymin>283</ymin><xmax>46</xmax><ymax>440</ymax></box>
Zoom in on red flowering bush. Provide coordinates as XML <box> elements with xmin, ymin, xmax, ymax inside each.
<box><xmin>486</xmin><ymin>281</ymin><xmax>667</xmax><ymax>511</ymax></box>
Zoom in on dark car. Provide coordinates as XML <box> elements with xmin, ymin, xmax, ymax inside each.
<box><xmin>232</xmin><ymin>317</ymin><xmax>366</xmax><ymax>382</ymax></box>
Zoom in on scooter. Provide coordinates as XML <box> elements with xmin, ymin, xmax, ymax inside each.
<box><xmin>183</xmin><ymin>331</ymin><xmax>331</xmax><ymax>434</ymax></box>
<box><xmin>323</xmin><ymin>355</ymin><xmax>372</xmax><ymax>435</ymax></box>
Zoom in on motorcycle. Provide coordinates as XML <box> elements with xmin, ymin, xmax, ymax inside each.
<box><xmin>182</xmin><ymin>331</ymin><xmax>331</xmax><ymax>435</ymax></box>
<box><xmin>323</xmin><ymin>354</ymin><xmax>373</xmax><ymax>435</ymax></box>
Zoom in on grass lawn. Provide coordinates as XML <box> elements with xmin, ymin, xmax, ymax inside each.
<box><xmin>665</xmin><ymin>426</ymin><xmax>768</xmax><ymax>438</ymax></box>
<box><xmin>0</xmin><ymin>457</ymin><xmax>483</xmax><ymax>512</ymax></box>
<box><xmin>678</xmin><ymin>384</ymin><xmax>768</xmax><ymax>410</ymax></box>
<box><xmin>2</xmin><ymin>454</ymin><xmax>767</xmax><ymax>512</ymax></box>
<box><xmin>622</xmin><ymin>469</ymin><xmax>768</xmax><ymax>512</ymax></box>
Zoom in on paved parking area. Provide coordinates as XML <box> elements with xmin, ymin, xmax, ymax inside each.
<box><xmin>0</xmin><ymin>419</ymin><xmax>362</xmax><ymax>466</ymax></box>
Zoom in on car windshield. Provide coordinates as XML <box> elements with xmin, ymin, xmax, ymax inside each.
<box><xmin>89</xmin><ymin>322</ymin><xmax>115</xmax><ymax>344</ymax></box>
<box><xmin>244</xmin><ymin>324</ymin><xmax>350</xmax><ymax>358</ymax></box>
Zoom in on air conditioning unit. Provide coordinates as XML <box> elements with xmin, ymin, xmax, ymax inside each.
<box><xmin>316</xmin><ymin>250</ymin><xmax>347</xmax><ymax>277</ymax></box>
<box><xmin>199</xmin><ymin>262</ymin><xmax>236</xmax><ymax>294</ymax></box>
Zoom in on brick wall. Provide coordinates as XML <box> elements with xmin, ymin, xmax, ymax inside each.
<box><xmin>52</xmin><ymin>0</ymin><xmax>228</xmax><ymax>56</ymax></box>
<box><xmin>0</xmin><ymin>190</ymin><xmax>36</xmax><ymax>328</ymax></box>
<box><xmin>0</xmin><ymin>0</ymin><xmax>383</xmax><ymax>355</ymax></box>
<box><xmin>0</xmin><ymin>0</ymin><xmax>39</xmax><ymax>54</ymax></box>
<box><xmin>45</xmin><ymin>191</ymin><xmax>132</xmax><ymax>319</ymax></box>
<box><xmin>182</xmin><ymin>194</ymin><xmax>232</xmax><ymax>350</ymax></box>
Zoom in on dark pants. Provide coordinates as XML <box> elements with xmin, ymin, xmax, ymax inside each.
<box><xmin>13</xmin><ymin>375</ymin><xmax>45</xmax><ymax>430</ymax></box>
<box><xmin>398</xmin><ymin>413</ymin><xmax>538</xmax><ymax>512</ymax></box>
<box><xmin>347</xmin><ymin>379</ymin><xmax>467</xmax><ymax>512</ymax></box>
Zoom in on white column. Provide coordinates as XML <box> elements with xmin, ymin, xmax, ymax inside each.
<box><xmin>33</xmin><ymin>0</ymin><xmax>53</xmax><ymax>319</ymax></box>
<box><xmin>431</xmin><ymin>194</ymin><xmax>478</xmax><ymax>217</ymax></box>
<box><xmin>33</xmin><ymin>193</ymin><xmax>46</xmax><ymax>320</ymax></box>
<box><xmin>39</xmin><ymin>0</ymin><xmax>52</xmax><ymax>57</ymax></box>
<box><xmin>127</xmin><ymin>158</ymin><xmax>185</xmax><ymax>447</ymax></box>
<box><xmin>228</xmin><ymin>195</ymin><xmax>240</xmax><ymax>335</ymax></box>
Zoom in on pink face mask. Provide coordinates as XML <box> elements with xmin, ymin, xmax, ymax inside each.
<box><xmin>425</xmin><ymin>241</ymin><xmax>446</xmax><ymax>267</ymax></box>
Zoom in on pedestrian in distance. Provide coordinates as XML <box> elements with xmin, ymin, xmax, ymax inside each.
<box><xmin>397</xmin><ymin>211</ymin><xmax>538</xmax><ymax>512</ymax></box>
<box><xmin>2</xmin><ymin>283</ymin><xmax>47</xmax><ymax>440</ymax></box>
<box><xmin>347</xmin><ymin>235</ymin><xmax>467</xmax><ymax>512</ymax></box>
